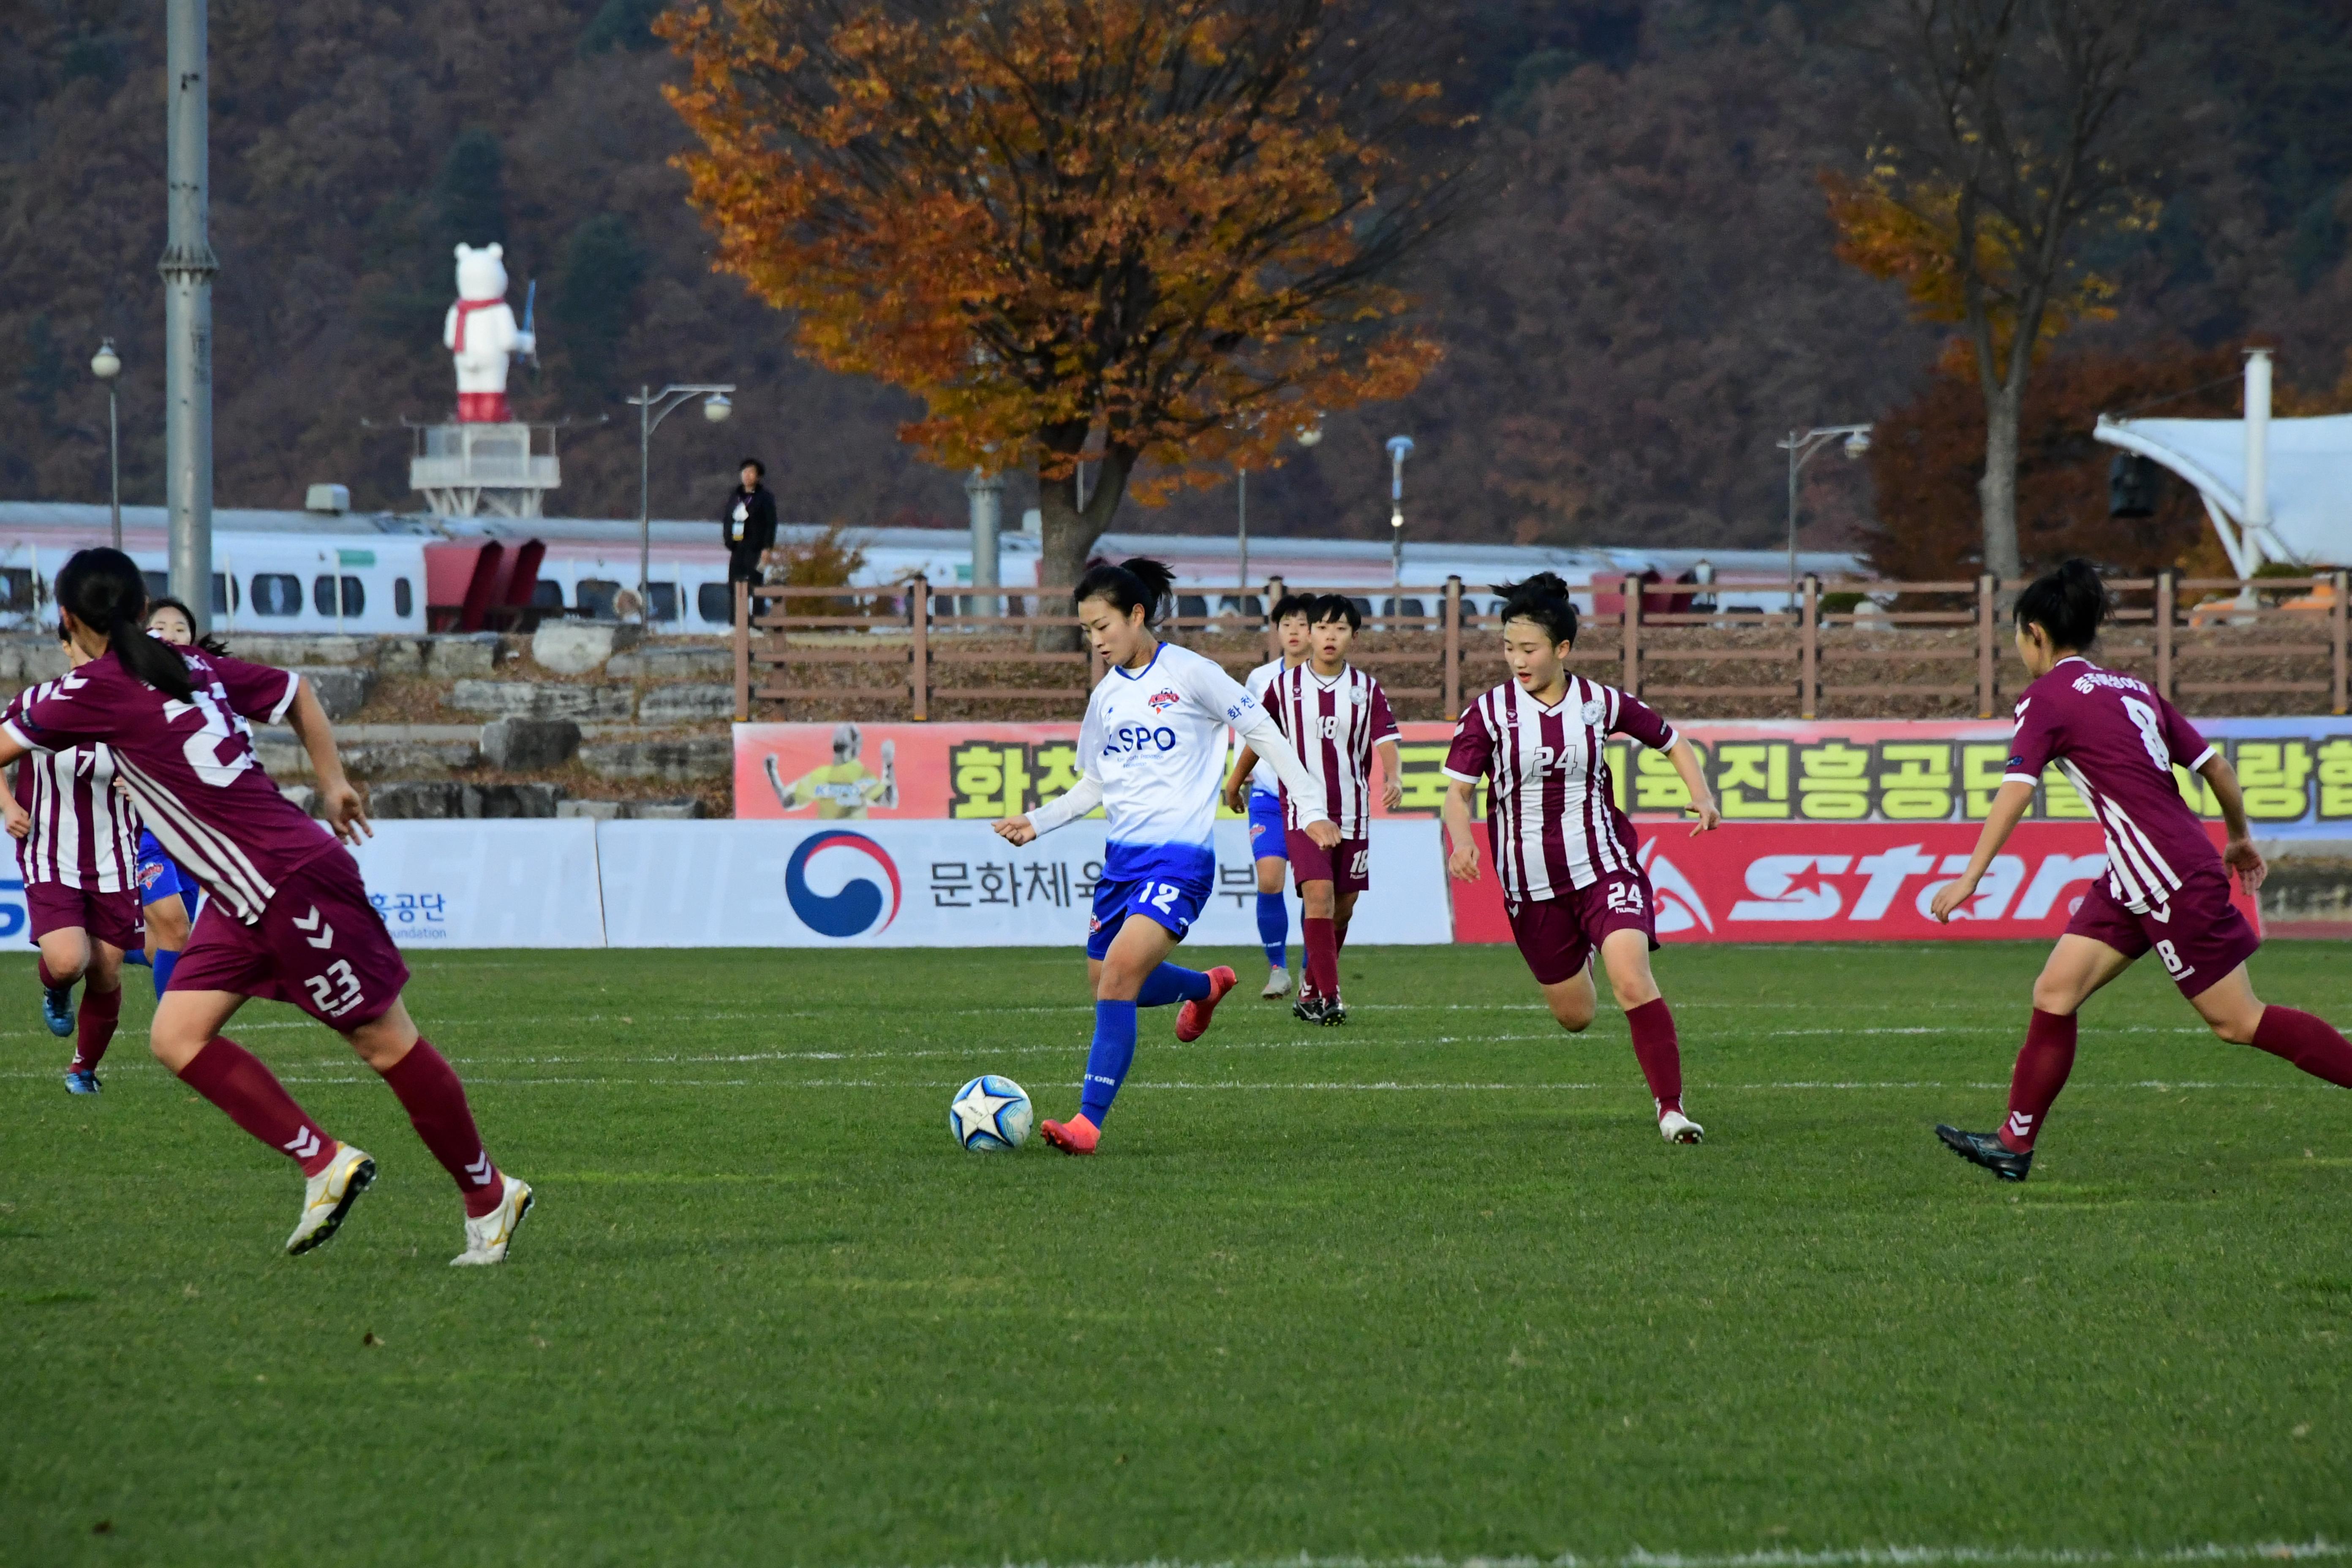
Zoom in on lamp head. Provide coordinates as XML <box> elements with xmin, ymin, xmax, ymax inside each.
<box><xmin>1385</xmin><ymin>435</ymin><xmax>1415</xmax><ymax>462</ymax></box>
<box><xmin>1842</xmin><ymin>429</ymin><xmax>1871</xmax><ymax>459</ymax></box>
<box><xmin>703</xmin><ymin>392</ymin><xmax>733</xmax><ymax>423</ymax></box>
<box><xmin>1295</xmin><ymin>420</ymin><xmax>1324</xmax><ymax>449</ymax></box>
<box><xmin>91</xmin><ymin>340</ymin><xmax>120</xmax><ymax>381</ymax></box>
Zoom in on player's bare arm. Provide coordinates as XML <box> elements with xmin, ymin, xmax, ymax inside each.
<box><xmin>1377</xmin><ymin>738</ymin><xmax>1404</xmax><ymax>813</ymax></box>
<box><xmin>0</xmin><ymin>770</ymin><xmax>26</xmax><ymax>839</ymax></box>
<box><xmin>1441</xmin><ymin>777</ymin><xmax>1480</xmax><ymax>882</ymax></box>
<box><xmin>285</xmin><ymin>677</ymin><xmax>370</xmax><ymax>844</ymax></box>
<box><xmin>1930</xmin><ymin>779</ymin><xmax>2036</xmax><ymax>923</ymax></box>
<box><xmin>1665</xmin><ymin>738</ymin><xmax>1720</xmax><ymax>833</ymax></box>
<box><xmin>2198</xmin><ymin>752</ymin><xmax>2266</xmax><ymax>893</ymax></box>
<box><xmin>993</xmin><ymin>816</ymin><xmax>1038</xmax><ymax>846</ymax></box>
<box><xmin>1224</xmin><ymin>746</ymin><xmax>1259</xmax><ymax>813</ymax></box>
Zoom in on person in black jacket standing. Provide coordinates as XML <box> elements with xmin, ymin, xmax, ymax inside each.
<box><xmin>723</xmin><ymin>459</ymin><xmax>779</xmax><ymax>585</ymax></box>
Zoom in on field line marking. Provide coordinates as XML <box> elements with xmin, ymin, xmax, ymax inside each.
<box><xmin>917</xmin><ymin>1543</ymin><xmax>2347</xmax><ymax>1568</ymax></box>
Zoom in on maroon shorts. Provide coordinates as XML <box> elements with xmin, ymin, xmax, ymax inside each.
<box><xmin>1506</xmin><ymin>866</ymin><xmax>1660</xmax><ymax>986</ymax></box>
<box><xmin>173</xmin><ymin>850</ymin><xmax>408</xmax><ymax>1027</ymax></box>
<box><xmin>25</xmin><ymin>880</ymin><xmax>144</xmax><ymax>951</ymax></box>
<box><xmin>1286</xmin><ymin>829</ymin><xmax>1370</xmax><ymax>895</ymax></box>
<box><xmin>2064</xmin><ymin>864</ymin><xmax>2258</xmax><ymax>999</ymax></box>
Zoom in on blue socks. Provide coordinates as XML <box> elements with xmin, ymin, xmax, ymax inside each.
<box><xmin>1257</xmin><ymin>892</ymin><xmax>1288</xmax><ymax>970</ymax></box>
<box><xmin>1081</xmin><ymin>1000</ymin><xmax>1138</xmax><ymax>1124</ymax></box>
<box><xmin>152</xmin><ymin>948</ymin><xmax>179</xmax><ymax>1000</ymax></box>
<box><xmin>1135</xmin><ymin>963</ymin><xmax>1212</xmax><ymax>1009</ymax></box>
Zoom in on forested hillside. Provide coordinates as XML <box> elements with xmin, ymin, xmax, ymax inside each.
<box><xmin>3</xmin><ymin>0</ymin><xmax>2346</xmax><ymax>559</ymax></box>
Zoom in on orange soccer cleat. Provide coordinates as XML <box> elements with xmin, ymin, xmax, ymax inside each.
<box><xmin>1039</xmin><ymin>1113</ymin><xmax>1100</xmax><ymax>1155</ymax></box>
<box><xmin>1174</xmin><ymin>966</ymin><xmax>1238</xmax><ymax>1043</ymax></box>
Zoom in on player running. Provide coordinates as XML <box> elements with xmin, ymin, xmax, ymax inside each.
<box><xmin>0</xmin><ymin>549</ymin><xmax>532</xmax><ymax>1263</ymax></box>
<box><xmin>1438</xmin><ymin>572</ymin><xmax>1721</xmax><ymax>1143</ymax></box>
<box><xmin>126</xmin><ymin>597</ymin><xmax>209</xmax><ymax>998</ymax></box>
<box><xmin>994</xmin><ymin>558</ymin><xmax>1335</xmax><ymax>1155</ymax></box>
<box><xmin>1930</xmin><ymin>558</ymin><xmax>2352</xmax><ymax>1180</ymax></box>
<box><xmin>0</xmin><ymin>620</ymin><xmax>142</xmax><ymax>1094</ymax></box>
<box><xmin>1231</xmin><ymin>594</ymin><xmax>1402</xmax><ymax>1024</ymax></box>
<box><xmin>1222</xmin><ymin>592</ymin><xmax>1315</xmax><ymax>999</ymax></box>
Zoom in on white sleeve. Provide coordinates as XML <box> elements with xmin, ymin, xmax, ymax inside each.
<box><xmin>1026</xmin><ymin>773</ymin><xmax>1103</xmax><ymax>836</ymax></box>
<box><xmin>1236</xmin><ymin>708</ymin><xmax>1328</xmax><ymax>825</ymax></box>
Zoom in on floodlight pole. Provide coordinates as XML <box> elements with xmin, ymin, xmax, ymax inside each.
<box><xmin>1385</xmin><ymin>436</ymin><xmax>1415</xmax><ymax>591</ymax></box>
<box><xmin>628</xmin><ymin>382</ymin><xmax>734</xmax><ymax>626</ymax></box>
<box><xmin>1777</xmin><ymin>424</ymin><xmax>1873</xmax><ymax>593</ymax></box>
<box><xmin>161</xmin><ymin>0</ymin><xmax>218</xmax><ymax>632</ymax></box>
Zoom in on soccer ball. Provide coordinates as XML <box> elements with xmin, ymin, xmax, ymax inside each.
<box><xmin>949</xmin><ymin>1074</ymin><xmax>1033</xmax><ymax>1152</ymax></box>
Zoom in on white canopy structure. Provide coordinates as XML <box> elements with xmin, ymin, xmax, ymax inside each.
<box><xmin>2095</xmin><ymin>349</ymin><xmax>2352</xmax><ymax>573</ymax></box>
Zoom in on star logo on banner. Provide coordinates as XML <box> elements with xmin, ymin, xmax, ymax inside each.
<box><xmin>951</xmin><ymin>1081</ymin><xmax>1016</xmax><ymax>1143</ymax></box>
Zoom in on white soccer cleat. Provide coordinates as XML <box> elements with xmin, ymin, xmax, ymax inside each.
<box><xmin>1658</xmin><ymin>1108</ymin><xmax>1704</xmax><ymax>1145</ymax></box>
<box><xmin>1260</xmin><ymin>966</ymin><xmax>1293</xmax><ymax>999</ymax></box>
<box><xmin>450</xmin><ymin>1174</ymin><xmax>534</xmax><ymax>1267</ymax></box>
<box><xmin>286</xmin><ymin>1143</ymin><xmax>376</xmax><ymax>1255</ymax></box>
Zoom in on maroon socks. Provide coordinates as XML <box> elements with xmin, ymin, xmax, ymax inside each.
<box><xmin>2000</xmin><ymin>1008</ymin><xmax>2079</xmax><ymax>1153</ymax></box>
<box><xmin>70</xmin><ymin>982</ymin><xmax>121</xmax><ymax>1074</ymax></box>
<box><xmin>2250</xmin><ymin>1007</ymin><xmax>2352</xmax><ymax>1089</ymax></box>
<box><xmin>379</xmin><ymin>1040</ymin><xmax>504</xmax><ymax>1218</ymax></box>
<box><xmin>1624</xmin><ymin>997</ymin><xmax>1683</xmax><ymax>1116</ymax></box>
<box><xmin>1302</xmin><ymin>916</ymin><xmax>1339</xmax><ymax>1000</ymax></box>
<box><xmin>178</xmin><ymin>1037</ymin><xmax>338</xmax><ymax>1176</ymax></box>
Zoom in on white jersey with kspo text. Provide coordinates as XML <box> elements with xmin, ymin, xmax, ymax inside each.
<box><xmin>1240</xmin><ymin>657</ymin><xmax>1287</xmax><ymax>795</ymax></box>
<box><xmin>1077</xmin><ymin>642</ymin><xmax>1270</xmax><ymax>887</ymax></box>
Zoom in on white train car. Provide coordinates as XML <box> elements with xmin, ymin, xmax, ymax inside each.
<box><xmin>0</xmin><ymin>500</ymin><xmax>1862</xmax><ymax>637</ymax></box>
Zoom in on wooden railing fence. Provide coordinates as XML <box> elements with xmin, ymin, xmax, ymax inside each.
<box><xmin>734</xmin><ymin>571</ymin><xmax>2352</xmax><ymax>723</ymax></box>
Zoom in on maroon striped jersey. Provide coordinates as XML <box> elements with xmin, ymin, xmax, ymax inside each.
<box><xmin>2004</xmin><ymin>656</ymin><xmax>2222</xmax><ymax>914</ymax></box>
<box><xmin>2</xmin><ymin>677</ymin><xmax>139</xmax><ymax>892</ymax></box>
<box><xmin>1264</xmin><ymin>662</ymin><xmax>1399</xmax><ymax>837</ymax></box>
<box><xmin>5</xmin><ymin>646</ymin><xmax>335</xmax><ymax>925</ymax></box>
<box><xmin>1442</xmin><ymin>675</ymin><xmax>1677</xmax><ymax>906</ymax></box>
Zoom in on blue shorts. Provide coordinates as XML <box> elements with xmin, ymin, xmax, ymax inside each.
<box><xmin>1246</xmin><ymin>790</ymin><xmax>1288</xmax><ymax>862</ymax></box>
<box><xmin>1086</xmin><ymin>873</ymin><xmax>1210</xmax><ymax>960</ymax></box>
<box><xmin>135</xmin><ymin>830</ymin><xmax>196</xmax><ymax>911</ymax></box>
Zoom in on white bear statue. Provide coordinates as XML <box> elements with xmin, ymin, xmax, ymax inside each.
<box><xmin>444</xmin><ymin>242</ymin><xmax>535</xmax><ymax>423</ymax></box>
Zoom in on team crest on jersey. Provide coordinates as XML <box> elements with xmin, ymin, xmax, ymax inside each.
<box><xmin>1580</xmin><ymin>698</ymin><xmax>1604</xmax><ymax>724</ymax></box>
<box><xmin>1146</xmin><ymin>688</ymin><xmax>1181</xmax><ymax>712</ymax></box>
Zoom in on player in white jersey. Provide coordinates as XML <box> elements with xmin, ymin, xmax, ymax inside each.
<box><xmin>996</xmin><ymin>558</ymin><xmax>1335</xmax><ymax>1155</ymax></box>
<box><xmin>1223</xmin><ymin>593</ymin><xmax>1315</xmax><ymax>998</ymax></box>
<box><xmin>1440</xmin><ymin>573</ymin><xmax>1720</xmax><ymax>1144</ymax></box>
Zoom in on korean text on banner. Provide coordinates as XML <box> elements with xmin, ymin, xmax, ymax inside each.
<box><xmin>345</xmin><ymin>821</ymin><xmax>607</xmax><ymax>948</ymax></box>
<box><xmin>596</xmin><ymin>818</ymin><xmax>1450</xmax><ymax>948</ymax></box>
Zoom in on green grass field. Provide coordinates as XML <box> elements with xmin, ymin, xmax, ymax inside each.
<box><xmin>3</xmin><ymin>939</ymin><xmax>2349</xmax><ymax>1567</ymax></box>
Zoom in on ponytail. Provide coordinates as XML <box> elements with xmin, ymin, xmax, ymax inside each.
<box><xmin>2014</xmin><ymin>558</ymin><xmax>2108</xmax><ymax>652</ymax></box>
<box><xmin>1073</xmin><ymin>556</ymin><xmax>1177</xmax><ymax>625</ymax></box>
<box><xmin>54</xmin><ymin>548</ymin><xmax>196</xmax><ymax>701</ymax></box>
<box><xmin>1494</xmin><ymin>570</ymin><xmax>1580</xmax><ymax>648</ymax></box>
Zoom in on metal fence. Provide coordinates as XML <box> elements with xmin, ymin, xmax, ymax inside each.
<box><xmin>733</xmin><ymin>572</ymin><xmax>2352</xmax><ymax>723</ymax></box>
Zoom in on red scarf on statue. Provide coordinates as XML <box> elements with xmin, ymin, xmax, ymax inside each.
<box><xmin>451</xmin><ymin>297</ymin><xmax>501</xmax><ymax>351</ymax></box>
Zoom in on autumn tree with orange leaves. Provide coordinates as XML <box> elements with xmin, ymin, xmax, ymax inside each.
<box><xmin>662</xmin><ymin>0</ymin><xmax>1465</xmax><ymax>611</ymax></box>
<box><xmin>1828</xmin><ymin>0</ymin><xmax>2173</xmax><ymax>586</ymax></box>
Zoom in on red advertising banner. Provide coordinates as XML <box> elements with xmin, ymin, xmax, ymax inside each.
<box><xmin>1443</xmin><ymin>821</ymin><xmax>2260</xmax><ymax>945</ymax></box>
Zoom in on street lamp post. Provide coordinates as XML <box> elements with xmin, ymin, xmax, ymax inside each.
<box><xmin>626</xmin><ymin>382</ymin><xmax>734</xmax><ymax>626</ymax></box>
<box><xmin>1384</xmin><ymin>436</ymin><xmax>1415</xmax><ymax>592</ymax></box>
<box><xmin>1236</xmin><ymin>421</ymin><xmax>1321</xmax><ymax>603</ymax></box>
<box><xmin>90</xmin><ymin>340</ymin><xmax>122</xmax><ymax>549</ymax></box>
<box><xmin>1776</xmin><ymin>424</ymin><xmax>1872</xmax><ymax>591</ymax></box>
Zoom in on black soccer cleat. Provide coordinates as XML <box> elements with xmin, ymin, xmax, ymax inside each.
<box><xmin>1936</xmin><ymin>1124</ymin><xmax>2033</xmax><ymax>1182</ymax></box>
<box><xmin>1292</xmin><ymin>994</ymin><xmax>1329</xmax><ymax>1026</ymax></box>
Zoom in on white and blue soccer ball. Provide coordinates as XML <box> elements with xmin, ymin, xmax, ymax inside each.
<box><xmin>949</xmin><ymin>1074</ymin><xmax>1034</xmax><ymax>1152</ymax></box>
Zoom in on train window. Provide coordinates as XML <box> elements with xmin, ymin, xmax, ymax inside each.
<box><xmin>697</xmin><ymin>583</ymin><xmax>734</xmax><ymax>623</ymax></box>
<box><xmin>647</xmin><ymin>583</ymin><xmax>679</xmax><ymax>623</ymax></box>
<box><xmin>210</xmin><ymin>573</ymin><xmax>240</xmax><ymax>614</ymax></box>
<box><xmin>312</xmin><ymin>575</ymin><xmax>363</xmax><ymax>617</ymax></box>
<box><xmin>0</xmin><ymin>569</ymin><xmax>30</xmax><ymax>612</ymax></box>
<box><xmin>1348</xmin><ymin>596</ymin><xmax>1373</xmax><ymax>623</ymax></box>
<box><xmin>1393</xmin><ymin>597</ymin><xmax>1425</xmax><ymax>624</ymax></box>
<box><xmin>1226</xmin><ymin>595</ymin><xmax>1263</xmax><ymax>621</ymax></box>
<box><xmin>1176</xmin><ymin>595</ymin><xmax>1207</xmax><ymax>621</ymax></box>
<box><xmin>142</xmin><ymin>571</ymin><xmax>169</xmax><ymax>603</ymax></box>
<box><xmin>529</xmin><ymin>580</ymin><xmax>564</xmax><ymax>609</ymax></box>
<box><xmin>394</xmin><ymin>577</ymin><xmax>413</xmax><ymax>618</ymax></box>
<box><xmin>575</xmin><ymin>579</ymin><xmax>621</xmax><ymax>619</ymax></box>
<box><xmin>251</xmin><ymin>574</ymin><xmax>302</xmax><ymax>617</ymax></box>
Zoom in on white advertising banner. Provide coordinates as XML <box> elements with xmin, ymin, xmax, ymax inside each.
<box><xmin>344</xmin><ymin>820</ymin><xmax>608</xmax><ymax>949</ymax></box>
<box><xmin>594</xmin><ymin>819</ymin><xmax>1451</xmax><ymax>949</ymax></box>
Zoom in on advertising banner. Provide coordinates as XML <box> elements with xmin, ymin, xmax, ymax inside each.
<box><xmin>345</xmin><ymin>820</ymin><xmax>608</xmax><ymax>948</ymax></box>
<box><xmin>1445</xmin><ymin>821</ymin><xmax>2261</xmax><ymax>946</ymax></box>
<box><xmin>596</xmin><ymin>818</ymin><xmax>1451</xmax><ymax>949</ymax></box>
<box><xmin>738</xmin><ymin>716</ymin><xmax>2352</xmax><ymax>836</ymax></box>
